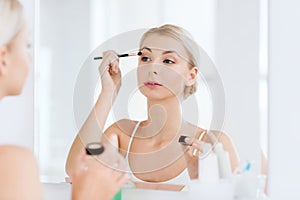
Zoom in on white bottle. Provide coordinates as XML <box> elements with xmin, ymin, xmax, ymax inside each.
<box><xmin>214</xmin><ymin>142</ymin><xmax>232</xmax><ymax>179</ymax></box>
<box><xmin>198</xmin><ymin>144</ymin><xmax>219</xmax><ymax>182</ymax></box>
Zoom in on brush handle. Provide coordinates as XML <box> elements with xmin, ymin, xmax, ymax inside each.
<box><xmin>94</xmin><ymin>52</ymin><xmax>142</xmax><ymax>60</ymax></box>
<box><xmin>94</xmin><ymin>53</ymin><xmax>131</xmax><ymax>60</ymax></box>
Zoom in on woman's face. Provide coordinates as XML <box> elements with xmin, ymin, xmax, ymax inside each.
<box><xmin>137</xmin><ymin>33</ymin><xmax>195</xmax><ymax>101</ymax></box>
<box><xmin>4</xmin><ymin>22</ymin><xmax>30</xmax><ymax>96</ymax></box>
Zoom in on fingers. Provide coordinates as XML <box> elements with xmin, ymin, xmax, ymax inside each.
<box><xmin>70</xmin><ymin>149</ymin><xmax>86</xmax><ymax>178</ymax></box>
<box><xmin>99</xmin><ymin>50</ymin><xmax>120</xmax><ymax>76</ymax></box>
<box><xmin>183</xmin><ymin>146</ymin><xmax>194</xmax><ymax>157</ymax></box>
<box><xmin>191</xmin><ymin>140</ymin><xmax>205</xmax><ymax>157</ymax></box>
<box><xmin>179</xmin><ymin>135</ymin><xmax>205</xmax><ymax>157</ymax></box>
<box><xmin>111</xmin><ymin>168</ymin><xmax>128</xmax><ymax>182</ymax></box>
<box><xmin>191</xmin><ymin>140</ymin><xmax>204</xmax><ymax>151</ymax></box>
<box><xmin>84</xmin><ymin>158</ymin><xmax>128</xmax><ymax>188</ymax></box>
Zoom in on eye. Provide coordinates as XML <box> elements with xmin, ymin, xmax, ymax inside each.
<box><xmin>141</xmin><ymin>56</ymin><xmax>151</xmax><ymax>62</ymax></box>
<box><xmin>27</xmin><ymin>43</ymin><xmax>31</xmax><ymax>49</ymax></box>
<box><xmin>163</xmin><ymin>59</ymin><xmax>175</xmax><ymax>64</ymax></box>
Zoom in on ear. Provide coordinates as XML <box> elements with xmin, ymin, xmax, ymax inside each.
<box><xmin>0</xmin><ymin>46</ymin><xmax>9</xmax><ymax>76</ymax></box>
<box><xmin>186</xmin><ymin>67</ymin><xmax>198</xmax><ymax>86</ymax></box>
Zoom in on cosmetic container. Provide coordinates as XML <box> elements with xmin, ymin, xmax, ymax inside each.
<box><xmin>188</xmin><ymin>144</ymin><xmax>235</xmax><ymax>200</ymax></box>
<box><xmin>233</xmin><ymin>161</ymin><xmax>268</xmax><ymax>199</ymax></box>
<box><xmin>198</xmin><ymin>145</ymin><xmax>219</xmax><ymax>182</ymax></box>
<box><xmin>214</xmin><ymin>143</ymin><xmax>232</xmax><ymax>179</ymax></box>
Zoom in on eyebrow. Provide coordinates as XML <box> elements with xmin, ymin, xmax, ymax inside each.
<box><xmin>140</xmin><ymin>47</ymin><xmax>152</xmax><ymax>52</ymax></box>
<box><xmin>140</xmin><ymin>47</ymin><xmax>180</xmax><ymax>56</ymax></box>
<box><xmin>162</xmin><ymin>50</ymin><xmax>180</xmax><ymax>56</ymax></box>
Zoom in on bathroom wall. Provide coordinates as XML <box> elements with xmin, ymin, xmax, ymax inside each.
<box><xmin>268</xmin><ymin>0</ymin><xmax>300</xmax><ymax>199</ymax></box>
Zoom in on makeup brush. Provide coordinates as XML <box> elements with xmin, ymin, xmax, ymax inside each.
<box><xmin>192</xmin><ymin>130</ymin><xmax>207</xmax><ymax>156</ymax></box>
<box><xmin>94</xmin><ymin>52</ymin><xmax>142</xmax><ymax>60</ymax></box>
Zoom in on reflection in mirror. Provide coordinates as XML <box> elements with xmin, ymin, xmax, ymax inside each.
<box><xmin>36</xmin><ymin>1</ymin><xmax>267</xmax><ymax>195</ymax></box>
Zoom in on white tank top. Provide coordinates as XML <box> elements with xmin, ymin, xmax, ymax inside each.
<box><xmin>124</xmin><ymin>121</ymin><xmax>190</xmax><ymax>186</ymax></box>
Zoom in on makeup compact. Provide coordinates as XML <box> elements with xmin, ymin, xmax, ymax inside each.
<box><xmin>85</xmin><ymin>142</ymin><xmax>105</xmax><ymax>155</ymax></box>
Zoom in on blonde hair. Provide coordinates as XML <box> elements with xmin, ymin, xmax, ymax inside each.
<box><xmin>140</xmin><ymin>24</ymin><xmax>200</xmax><ymax>99</ymax></box>
<box><xmin>0</xmin><ymin>0</ymin><xmax>23</xmax><ymax>47</ymax></box>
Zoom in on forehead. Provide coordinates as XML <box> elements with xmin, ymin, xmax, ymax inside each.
<box><xmin>141</xmin><ymin>33</ymin><xmax>190</xmax><ymax>59</ymax></box>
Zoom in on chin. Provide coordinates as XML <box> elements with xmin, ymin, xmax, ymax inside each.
<box><xmin>9</xmin><ymin>92</ymin><xmax>22</xmax><ymax>97</ymax></box>
<box><xmin>9</xmin><ymin>87</ymin><xmax>24</xmax><ymax>96</ymax></box>
<box><xmin>140</xmin><ymin>87</ymin><xmax>177</xmax><ymax>100</ymax></box>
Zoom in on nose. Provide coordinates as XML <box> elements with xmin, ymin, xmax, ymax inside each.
<box><xmin>142</xmin><ymin>63</ymin><xmax>160</xmax><ymax>76</ymax></box>
<box><xmin>148</xmin><ymin>69</ymin><xmax>158</xmax><ymax>76</ymax></box>
<box><xmin>148</xmin><ymin>64</ymin><xmax>159</xmax><ymax>75</ymax></box>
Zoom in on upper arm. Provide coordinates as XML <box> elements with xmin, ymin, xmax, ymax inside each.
<box><xmin>66</xmin><ymin>119</ymin><xmax>135</xmax><ymax>175</ymax></box>
<box><xmin>211</xmin><ymin>131</ymin><xmax>240</xmax><ymax>172</ymax></box>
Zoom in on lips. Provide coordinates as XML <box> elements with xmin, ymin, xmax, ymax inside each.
<box><xmin>144</xmin><ymin>81</ymin><xmax>163</xmax><ymax>87</ymax></box>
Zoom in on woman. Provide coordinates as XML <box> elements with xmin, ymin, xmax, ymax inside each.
<box><xmin>66</xmin><ymin>24</ymin><xmax>239</xmax><ymax>191</ymax></box>
<box><xmin>0</xmin><ymin>0</ymin><xmax>128</xmax><ymax>199</ymax></box>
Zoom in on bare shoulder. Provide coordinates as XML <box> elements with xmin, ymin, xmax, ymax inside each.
<box><xmin>182</xmin><ymin>122</ymin><xmax>233</xmax><ymax>147</ymax></box>
<box><xmin>209</xmin><ymin>130</ymin><xmax>234</xmax><ymax>146</ymax></box>
<box><xmin>104</xmin><ymin>119</ymin><xmax>139</xmax><ymax>137</ymax></box>
<box><xmin>0</xmin><ymin>145</ymin><xmax>39</xmax><ymax>171</ymax></box>
<box><xmin>103</xmin><ymin>119</ymin><xmax>139</xmax><ymax>156</ymax></box>
<box><xmin>206</xmin><ymin>130</ymin><xmax>236</xmax><ymax>151</ymax></box>
<box><xmin>0</xmin><ymin>145</ymin><xmax>43</xmax><ymax>199</ymax></box>
<box><xmin>0</xmin><ymin>145</ymin><xmax>35</xmax><ymax>162</ymax></box>
<box><xmin>182</xmin><ymin>121</ymin><xmax>206</xmax><ymax>138</ymax></box>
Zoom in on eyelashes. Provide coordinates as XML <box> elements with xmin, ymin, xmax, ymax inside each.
<box><xmin>163</xmin><ymin>59</ymin><xmax>175</xmax><ymax>64</ymax></box>
<box><xmin>140</xmin><ymin>56</ymin><xmax>175</xmax><ymax>64</ymax></box>
<box><xmin>141</xmin><ymin>56</ymin><xmax>151</xmax><ymax>62</ymax></box>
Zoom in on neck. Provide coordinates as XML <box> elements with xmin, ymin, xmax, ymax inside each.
<box><xmin>141</xmin><ymin>97</ymin><xmax>183</xmax><ymax>141</ymax></box>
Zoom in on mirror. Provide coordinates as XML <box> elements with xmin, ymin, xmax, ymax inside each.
<box><xmin>36</xmin><ymin>0</ymin><xmax>267</xmax><ymax>183</ymax></box>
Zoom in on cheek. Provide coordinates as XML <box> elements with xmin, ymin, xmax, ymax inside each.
<box><xmin>159</xmin><ymin>67</ymin><xmax>186</xmax><ymax>92</ymax></box>
<box><xmin>19</xmin><ymin>49</ymin><xmax>30</xmax><ymax>71</ymax></box>
<box><xmin>164</xmin><ymin>78</ymin><xmax>185</xmax><ymax>95</ymax></box>
<box><xmin>137</xmin><ymin>67</ymin><xmax>145</xmax><ymax>86</ymax></box>
<box><xmin>12</xmin><ymin>49</ymin><xmax>30</xmax><ymax>81</ymax></box>
<box><xmin>137</xmin><ymin>64</ymin><xmax>187</xmax><ymax>95</ymax></box>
